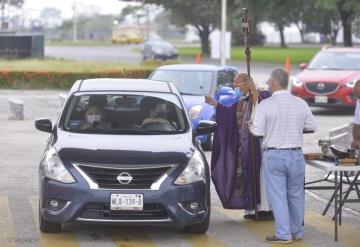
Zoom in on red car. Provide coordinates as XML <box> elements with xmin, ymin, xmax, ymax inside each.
<box><xmin>291</xmin><ymin>47</ymin><xmax>360</xmax><ymax>107</ymax></box>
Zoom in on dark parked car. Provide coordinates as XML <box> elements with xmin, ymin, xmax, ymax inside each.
<box><xmin>149</xmin><ymin>64</ymin><xmax>238</xmax><ymax>150</ymax></box>
<box><xmin>141</xmin><ymin>40</ymin><xmax>178</xmax><ymax>61</ymax></box>
<box><xmin>35</xmin><ymin>78</ymin><xmax>216</xmax><ymax>234</ymax></box>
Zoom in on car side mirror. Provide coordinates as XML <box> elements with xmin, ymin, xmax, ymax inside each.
<box><xmin>299</xmin><ymin>63</ymin><xmax>307</xmax><ymax>70</ymax></box>
<box><xmin>195</xmin><ymin>120</ymin><xmax>217</xmax><ymax>136</ymax></box>
<box><xmin>35</xmin><ymin>118</ymin><xmax>53</xmax><ymax>133</ymax></box>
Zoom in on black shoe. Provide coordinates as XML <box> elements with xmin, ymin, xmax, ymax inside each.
<box><xmin>243</xmin><ymin>214</ymin><xmax>256</xmax><ymax>220</ymax></box>
<box><xmin>258</xmin><ymin>211</ymin><xmax>274</xmax><ymax>221</ymax></box>
<box><xmin>265</xmin><ymin>236</ymin><xmax>293</xmax><ymax>244</ymax></box>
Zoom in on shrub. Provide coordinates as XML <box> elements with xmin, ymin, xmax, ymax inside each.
<box><xmin>0</xmin><ymin>69</ymin><xmax>153</xmax><ymax>89</ymax></box>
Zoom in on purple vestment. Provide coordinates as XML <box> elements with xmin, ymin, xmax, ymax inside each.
<box><xmin>211</xmin><ymin>91</ymin><xmax>271</xmax><ymax>209</ymax></box>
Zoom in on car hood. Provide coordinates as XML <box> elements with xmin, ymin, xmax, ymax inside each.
<box><xmin>181</xmin><ymin>95</ymin><xmax>205</xmax><ymax>110</ymax></box>
<box><xmin>55</xmin><ymin>130</ymin><xmax>194</xmax><ymax>164</ymax></box>
<box><xmin>296</xmin><ymin>69</ymin><xmax>360</xmax><ymax>84</ymax></box>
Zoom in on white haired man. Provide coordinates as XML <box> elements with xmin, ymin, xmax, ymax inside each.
<box><xmin>250</xmin><ymin>68</ymin><xmax>317</xmax><ymax>243</ymax></box>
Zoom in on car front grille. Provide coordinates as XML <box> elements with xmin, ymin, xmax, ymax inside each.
<box><xmin>305</xmin><ymin>82</ymin><xmax>339</xmax><ymax>95</ymax></box>
<box><xmin>75</xmin><ymin>163</ymin><xmax>174</xmax><ymax>189</ymax></box>
<box><xmin>80</xmin><ymin>203</ymin><xmax>168</xmax><ymax>220</ymax></box>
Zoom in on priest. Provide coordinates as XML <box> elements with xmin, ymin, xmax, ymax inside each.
<box><xmin>205</xmin><ymin>73</ymin><xmax>273</xmax><ymax>220</ymax></box>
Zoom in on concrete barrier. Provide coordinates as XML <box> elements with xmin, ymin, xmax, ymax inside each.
<box><xmin>8</xmin><ymin>98</ymin><xmax>24</xmax><ymax>120</ymax></box>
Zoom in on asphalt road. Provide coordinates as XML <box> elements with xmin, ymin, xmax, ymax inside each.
<box><xmin>45</xmin><ymin>45</ymin><xmax>300</xmax><ymax>83</ymax></box>
<box><xmin>1</xmin><ymin>90</ymin><xmax>359</xmax><ymax>247</ymax></box>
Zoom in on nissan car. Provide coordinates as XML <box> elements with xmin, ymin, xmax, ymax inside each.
<box><xmin>35</xmin><ymin>78</ymin><xmax>216</xmax><ymax>234</ymax></box>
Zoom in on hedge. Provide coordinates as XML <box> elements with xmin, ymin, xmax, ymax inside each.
<box><xmin>0</xmin><ymin>69</ymin><xmax>153</xmax><ymax>89</ymax></box>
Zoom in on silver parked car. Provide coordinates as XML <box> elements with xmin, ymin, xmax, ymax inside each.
<box><xmin>141</xmin><ymin>40</ymin><xmax>178</xmax><ymax>61</ymax></box>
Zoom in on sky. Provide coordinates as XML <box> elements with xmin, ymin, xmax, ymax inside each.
<box><xmin>22</xmin><ymin>0</ymin><xmax>132</xmax><ymax>19</ymax></box>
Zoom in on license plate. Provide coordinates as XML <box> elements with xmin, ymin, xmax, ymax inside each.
<box><xmin>315</xmin><ymin>95</ymin><xmax>328</xmax><ymax>103</ymax></box>
<box><xmin>110</xmin><ymin>194</ymin><xmax>143</xmax><ymax>211</ymax></box>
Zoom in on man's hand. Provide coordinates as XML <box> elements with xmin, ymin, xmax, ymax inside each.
<box><xmin>234</xmin><ymin>73</ymin><xmax>256</xmax><ymax>94</ymax></box>
<box><xmin>205</xmin><ymin>96</ymin><xmax>217</xmax><ymax>107</ymax></box>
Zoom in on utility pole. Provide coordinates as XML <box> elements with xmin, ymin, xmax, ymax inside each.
<box><xmin>220</xmin><ymin>0</ymin><xmax>227</xmax><ymax>66</ymax></box>
<box><xmin>72</xmin><ymin>0</ymin><xmax>78</xmax><ymax>42</ymax></box>
<box><xmin>7</xmin><ymin>0</ymin><xmax>10</xmax><ymax>30</ymax></box>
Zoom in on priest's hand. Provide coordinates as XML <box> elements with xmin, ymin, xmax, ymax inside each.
<box><xmin>205</xmin><ymin>96</ymin><xmax>218</xmax><ymax>107</ymax></box>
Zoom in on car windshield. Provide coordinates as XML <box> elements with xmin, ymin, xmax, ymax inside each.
<box><xmin>308</xmin><ymin>51</ymin><xmax>360</xmax><ymax>70</ymax></box>
<box><xmin>63</xmin><ymin>93</ymin><xmax>188</xmax><ymax>135</ymax></box>
<box><xmin>150</xmin><ymin>70</ymin><xmax>214</xmax><ymax>95</ymax></box>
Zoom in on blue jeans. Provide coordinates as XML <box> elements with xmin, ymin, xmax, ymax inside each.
<box><xmin>263</xmin><ymin>149</ymin><xmax>305</xmax><ymax>240</ymax></box>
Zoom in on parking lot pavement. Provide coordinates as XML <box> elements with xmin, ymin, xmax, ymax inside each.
<box><xmin>1</xmin><ymin>90</ymin><xmax>360</xmax><ymax>247</ymax></box>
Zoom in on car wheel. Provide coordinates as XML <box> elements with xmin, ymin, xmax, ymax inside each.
<box><xmin>184</xmin><ymin>193</ymin><xmax>211</xmax><ymax>234</ymax></box>
<box><xmin>201</xmin><ymin>132</ymin><xmax>213</xmax><ymax>151</ymax></box>
<box><xmin>39</xmin><ymin>204</ymin><xmax>62</xmax><ymax>233</ymax></box>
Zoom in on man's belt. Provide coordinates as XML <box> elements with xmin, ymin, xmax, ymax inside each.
<box><xmin>265</xmin><ymin>147</ymin><xmax>302</xmax><ymax>151</ymax></box>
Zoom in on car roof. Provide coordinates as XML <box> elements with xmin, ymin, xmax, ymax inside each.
<box><xmin>322</xmin><ymin>47</ymin><xmax>360</xmax><ymax>53</ymax></box>
<box><xmin>154</xmin><ymin>64</ymin><xmax>229</xmax><ymax>71</ymax></box>
<box><xmin>77</xmin><ymin>78</ymin><xmax>172</xmax><ymax>93</ymax></box>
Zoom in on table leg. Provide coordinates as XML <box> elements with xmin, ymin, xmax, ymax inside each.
<box><xmin>334</xmin><ymin>170</ymin><xmax>338</xmax><ymax>242</ymax></box>
<box><xmin>336</xmin><ymin>171</ymin><xmax>360</xmax><ymax>218</ymax></box>
<box><xmin>339</xmin><ymin>171</ymin><xmax>342</xmax><ymax>225</ymax></box>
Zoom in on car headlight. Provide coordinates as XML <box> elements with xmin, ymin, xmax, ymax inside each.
<box><xmin>189</xmin><ymin>105</ymin><xmax>203</xmax><ymax>119</ymax></box>
<box><xmin>41</xmin><ymin>148</ymin><xmax>75</xmax><ymax>183</ymax></box>
<box><xmin>346</xmin><ymin>78</ymin><xmax>360</xmax><ymax>88</ymax></box>
<box><xmin>290</xmin><ymin>76</ymin><xmax>303</xmax><ymax>87</ymax></box>
<box><xmin>174</xmin><ymin>150</ymin><xmax>205</xmax><ymax>185</ymax></box>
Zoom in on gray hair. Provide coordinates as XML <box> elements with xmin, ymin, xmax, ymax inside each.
<box><xmin>271</xmin><ymin>68</ymin><xmax>289</xmax><ymax>89</ymax></box>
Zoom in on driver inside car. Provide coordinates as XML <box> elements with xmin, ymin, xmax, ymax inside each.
<box><xmin>140</xmin><ymin>98</ymin><xmax>176</xmax><ymax>130</ymax></box>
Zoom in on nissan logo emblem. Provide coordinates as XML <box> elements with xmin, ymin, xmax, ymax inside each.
<box><xmin>317</xmin><ymin>82</ymin><xmax>325</xmax><ymax>90</ymax></box>
<box><xmin>117</xmin><ymin>172</ymin><xmax>133</xmax><ymax>185</ymax></box>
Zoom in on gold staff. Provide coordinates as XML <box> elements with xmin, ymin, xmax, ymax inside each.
<box><xmin>241</xmin><ymin>7</ymin><xmax>259</xmax><ymax>221</ymax></box>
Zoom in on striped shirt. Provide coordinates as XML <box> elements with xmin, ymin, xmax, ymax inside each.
<box><xmin>250</xmin><ymin>90</ymin><xmax>317</xmax><ymax>148</ymax></box>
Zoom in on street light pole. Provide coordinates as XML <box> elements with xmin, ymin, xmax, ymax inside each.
<box><xmin>220</xmin><ymin>0</ymin><xmax>227</xmax><ymax>66</ymax></box>
<box><xmin>72</xmin><ymin>0</ymin><xmax>78</xmax><ymax>42</ymax></box>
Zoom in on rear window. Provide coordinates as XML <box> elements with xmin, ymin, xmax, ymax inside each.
<box><xmin>62</xmin><ymin>93</ymin><xmax>188</xmax><ymax>135</ymax></box>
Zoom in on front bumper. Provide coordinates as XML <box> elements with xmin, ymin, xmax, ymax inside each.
<box><xmin>39</xmin><ymin>176</ymin><xmax>209</xmax><ymax>227</ymax></box>
<box><xmin>291</xmin><ymin>84</ymin><xmax>356</xmax><ymax>107</ymax></box>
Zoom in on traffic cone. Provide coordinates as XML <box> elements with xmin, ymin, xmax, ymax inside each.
<box><xmin>284</xmin><ymin>56</ymin><xmax>291</xmax><ymax>74</ymax></box>
<box><xmin>196</xmin><ymin>52</ymin><xmax>201</xmax><ymax>64</ymax></box>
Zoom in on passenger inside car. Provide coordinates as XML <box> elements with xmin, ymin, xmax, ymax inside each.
<box><xmin>82</xmin><ymin>105</ymin><xmax>111</xmax><ymax>130</ymax></box>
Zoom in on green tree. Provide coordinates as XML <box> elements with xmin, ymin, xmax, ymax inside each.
<box><xmin>1</xmin><ymin>0</ymin><xmax>23</xmax><ymax>29</ymax></box>
<box><xmin>264</xmin><ymin>0</ymin><xmax>295</xmax><ymax>48</ymax></box>
<box><xmin>146</xmin><ymin>0</ymin><xmax>222</xmax><ymax>54</ymax></box>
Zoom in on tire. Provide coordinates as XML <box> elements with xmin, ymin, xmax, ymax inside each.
<box><xmin>201</xmin><ymin>133</ymin><xmax>213</xmax><ymax>151</ymax></box>
<box><xmin>39</xmin><ymin>204</ymin><xmax>62</xmax><ymax>233</ymax></box>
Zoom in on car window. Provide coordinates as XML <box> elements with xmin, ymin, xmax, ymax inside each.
<box><xmin>63</xmin><ymin>93</ymin><xmax>188</xmax><ymax>135</ymax></box>
<box><xmin>217</xmin><ymin>70</ymin><xmax>236</xmax><ymax>87</ymax></box>
<box><xmin>308</xmin><ymin>52</ymin><xmax>360</xmax><ymax>70</ymax></box>
<box><xmin>150</xmin><ymin>70</ymin><xmax>214</xmax><ymax>95</ymax></box>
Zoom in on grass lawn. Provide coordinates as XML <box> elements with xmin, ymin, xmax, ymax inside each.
<box><xmin>178</xmin><ymin>47</ymin><xmax>320</xmax><ymax>64</ymax></box>
<box><xmin>0</xmin><ymin>59</ymin><xmax>157</xmax><ymax>72</ymax></box>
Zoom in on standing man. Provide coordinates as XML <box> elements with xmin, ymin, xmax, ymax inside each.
<box><xmin>351</xmin><ymin>80</ymin><xmax>360</xmax><ymax>149</ymax></box>
<box><xmin>206</xmin><ymin>73</ymin><xmax>273</xmax><ymax>220</ymax></box>
<box><xmin>250</xmin><ymin>68</ymin><xmax>317</xmax><ymax>243</ymax></box>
